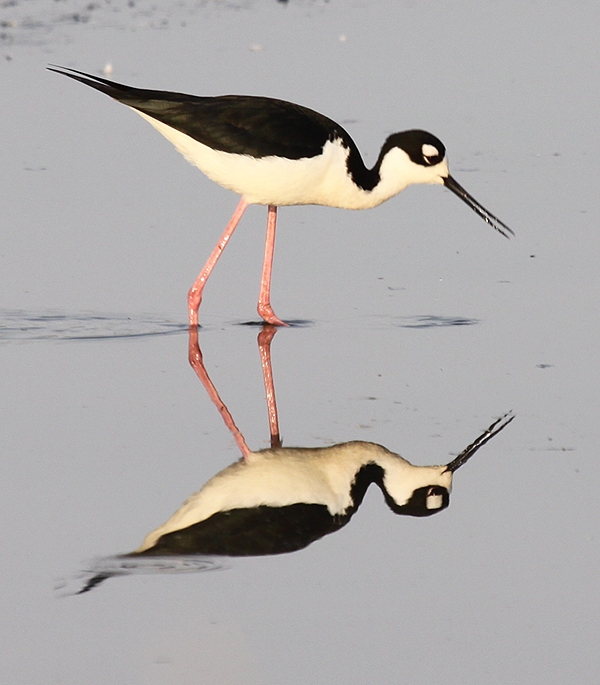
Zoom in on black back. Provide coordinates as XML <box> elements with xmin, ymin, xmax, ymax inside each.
<box><xmin>49</xmin><ymin>67</ymin><xmax>352</xmax><ymax>160</ymax></box>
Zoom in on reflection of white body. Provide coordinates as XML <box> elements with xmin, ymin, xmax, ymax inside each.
<box><xmin>137</xmin><ymin>411</ymin><xmax>513</xmax><ymax>554</ymax></box>
<box><xmin>75</xmin><ymin>415</ymin><xmax>512</xmax><ymax>593</ymax></box>
<box><xmin>136</xmin><ymin>441</ymin><xmax>454</xmax><ymax>552</ymax></box>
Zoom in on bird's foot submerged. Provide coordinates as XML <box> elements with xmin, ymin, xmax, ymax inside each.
<box><xmin>257</xmin><ymin>302</ymin><xmax>289</xmax><ymax>326</ymax></box>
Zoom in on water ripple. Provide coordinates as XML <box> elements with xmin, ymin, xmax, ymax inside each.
<box><xmin>396</xmin><ymin>315</ymin><xmax>479</xmax><ymax>329</ymax></box>
<box><xmin>0</xmin><ymin>310</ymin><xmax>188</xmax><ymax>342</ymax></box>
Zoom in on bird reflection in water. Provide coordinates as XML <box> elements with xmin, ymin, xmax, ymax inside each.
<box><xmin>75</xmin><ymin>327</ymin><xmax>513</xmax><ymax>593</ymax></box>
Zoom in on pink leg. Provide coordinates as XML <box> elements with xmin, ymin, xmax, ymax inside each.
<box><xmin>188</xmin><ymin>326</ymin><xmax>251</xmax><ymax>461</ymax></box>
<box><xmin>257</xmin><ymin>325</ymin><xmax>281</xmax><ymax>448</ymax></box>
<box><xmin>257</xmin><ymin>205</ymin><xmax>288</xmax><ymax>326</ymax></box>
<box><xmin>188</xmin><ymin>196</ymin><xmax>249</xmax><ymax>327</ymax></box>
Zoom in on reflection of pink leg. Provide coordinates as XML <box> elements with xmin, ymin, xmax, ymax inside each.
<box><xmin>188</xmin><ymin>327</ymin><xmax>251</xmax><ymax>461</ymax></box>
<box><xmin>257</xmin><ymin>205</ymin><xmax>288</xmax><ymax>326</ymax></box>
<box><xmin>258</xmin><ymin>325</ymin><xmax>281</xmax><ymax>448</ymax></box>
<box><xmin>188</xmin><ymin>197</ymin><xmax>249</xmax><ymax>327</ymax></box>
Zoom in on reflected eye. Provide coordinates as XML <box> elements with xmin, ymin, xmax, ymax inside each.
<box><xmin>386</xmin><ymin>484</ymin><xmax>449</xmax><ymax>516</ymax></box>
<box><xmin>422</xmin><ymin>143</ymin><xmax>442</xmax><ymax>165</ymax></box>
<box><xmin>426</xmin><ymin>486</ymin><xmax>445</xmax><ymax>510</ymax></box>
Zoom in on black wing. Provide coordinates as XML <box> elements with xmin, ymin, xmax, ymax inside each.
<box><xmin>49</xmin><ymin>66</ymin><xmax>349</xmax><ymax>160</ymax></box>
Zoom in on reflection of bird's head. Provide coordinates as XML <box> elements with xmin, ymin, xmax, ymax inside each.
<box><xmin>370</xmin><ymin>456</ymin><xmax>453</xmax><ymax>517</ymax></box>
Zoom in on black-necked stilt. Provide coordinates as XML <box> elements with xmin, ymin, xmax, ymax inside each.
<box><xmin>76</xmin><ymin>326</ymin><xmax>513</xmax><ymax>593</ymax></box>
<box><xmin>49</xmin><ymin>66</ymin><xmax>514</xmax><ymax>326</ymax></box>
<box><xmin>131</xmin><ymin>413</ymin><xmax>513</xmax><ymax>559</ymax></box>
<box><xmin>78</xmin><ymin>413</ymin><xmax>513</xmax><ymax>593</ymax></box>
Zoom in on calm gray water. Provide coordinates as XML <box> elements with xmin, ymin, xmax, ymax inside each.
<box><xmin>2</xmin><ymin>1</ymin><xmax>599</xmax><ymax>683</ymax></box>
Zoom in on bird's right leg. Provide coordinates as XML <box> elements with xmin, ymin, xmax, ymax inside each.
<box><xmin>188</xmin><ymin>326</ymin><xmax>251</xmax><ymax>460</ymax></box>
<box><xmin>188</xmin><ymin>196</ymin><xmax>249</xmax><ymax>327</ymax></box>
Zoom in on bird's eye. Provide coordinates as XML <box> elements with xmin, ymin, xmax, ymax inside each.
<box><xmin>421</xmin><ymin>143</ymin><xmax>441</xmax><ymax>165</ymax></box>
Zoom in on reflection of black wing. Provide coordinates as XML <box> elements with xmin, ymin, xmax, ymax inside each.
<box><xmin>137</xmin><ymin>504</ymin><xmax>348</xmax><ymax>556</ymax></box>
<box><xmin>73</xmin><ymin>505</ymin><xmax>347</xmax><ymax>593</ymax></box>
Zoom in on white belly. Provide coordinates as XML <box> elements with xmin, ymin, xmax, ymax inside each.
<box><xmin>135</xmin><ymin>110</ymin><xmax>396</xmax><ymax>209</ymax></box>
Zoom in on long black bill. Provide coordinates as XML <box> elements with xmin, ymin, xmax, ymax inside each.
<box><xmin>444</xmin><ymin>412</ymin><xmax>515</xmax><ymax>473</ymax></box>
<box><xmin>443</xmin><ymin>175</ymin><xmax>514</xmax><ymax>239</ymax></box>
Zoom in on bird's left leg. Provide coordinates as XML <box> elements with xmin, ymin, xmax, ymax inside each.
<box><xmin>257</xmin><ymin>205</ymin><xmax>288</xmax><ymax>326</ymax></box>
<box><xmin>257</xmin><ymin>325</ymin><xmax>281</xmax><ymax>448</ymax></box>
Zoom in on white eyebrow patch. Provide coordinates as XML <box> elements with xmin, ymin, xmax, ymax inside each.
<box><xmin>422</xmin><ymin>143</ymin><xmax>440</xmax><ymax>159</ymax></box>
<box><xmin>426</xmin><ymin>492</ymin><xmax>444</xmax><ymax>509</ymax></box>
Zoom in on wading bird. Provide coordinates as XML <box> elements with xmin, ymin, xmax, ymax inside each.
<box><xmin>49</xmin><ymin>67</ymin><xmax>514</xmax><ymax>326</ymax></box>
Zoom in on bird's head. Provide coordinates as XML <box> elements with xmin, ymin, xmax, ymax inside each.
<box><xmin>381</xmin><ymin>129</ymin><xmax>514</xmax><ymax>238</ymax></box>
<box><xmin>378</xmin><ymin>413</ymin><xmax>514</xmax><ymax>517</ymax></box>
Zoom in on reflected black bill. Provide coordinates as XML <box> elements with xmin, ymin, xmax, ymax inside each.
<box><xmin>443</xmin><ymin>175</ymin><xmax>514</xmax><ymax>239</ymax></box>
<box><xmin>444</xmin><ymin>412</ymin><xmax>515</xmax><ymax>473</ymax></box>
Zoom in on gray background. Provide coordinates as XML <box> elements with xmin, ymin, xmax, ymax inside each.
<box><xmin>2</xmin><ymin>1</ymin><xmax>599</xmax><ymax>683</ymax></box>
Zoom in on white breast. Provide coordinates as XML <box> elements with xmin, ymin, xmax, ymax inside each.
<box><xmin>134</xmin><ymin>444</ymin><xmax>382</xmax><ymax>552</ymax></box>
<box><xmin>135</xmin><ymin>110</ymin><xmax>404</xmax><ymax>209</ymax></box>
<box><xmin>133</xmin><ymin>441</ymin><xmax>446</xmax><ymax>553</ymax></box>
